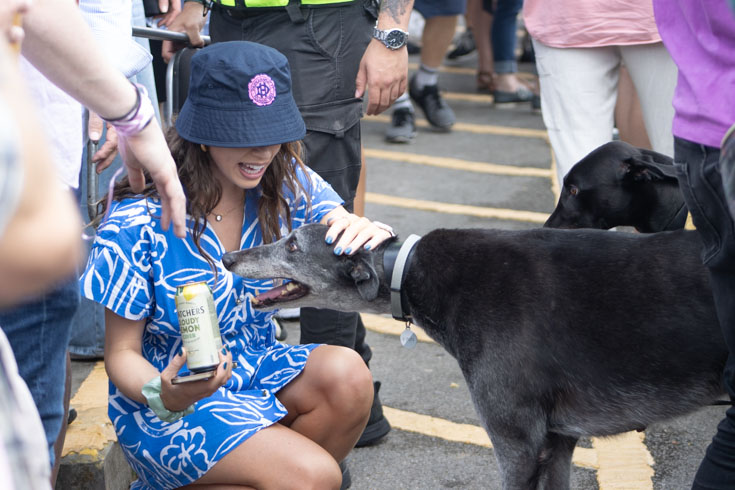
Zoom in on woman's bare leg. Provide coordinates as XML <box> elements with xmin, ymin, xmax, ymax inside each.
<box><xmin>184</xmin><ymin>423</ymin><xmax>342</xmax><ymax>489</ymax></box>
<box><xmin>277</xmin><ymin>345</ymin><xmax>374</xmax><ymax>462</ymax></box>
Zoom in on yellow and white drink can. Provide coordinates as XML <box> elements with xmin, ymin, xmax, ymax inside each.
<box><xmin>175</xmin><ymin>281</ymin><xmax>223</xmax><ymax>373</ymax></box>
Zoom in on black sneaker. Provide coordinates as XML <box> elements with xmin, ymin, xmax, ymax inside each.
<box><xmin>339</xmin><ymin>459</ymin><xmax>352</xmax><ymax>489</ymax></box>
<box><xmin>355</xmin><ymin>381</ymin><xmax>391</xmax><ymax>447</ymax></box>
<box><xmin>447</xmin><ymin>29</ymin><xmax>475</xmax><ymax>59</ymax></box>
<box><xmin>385</xmin><ymin>108</ymin><xmax>416</xmax><ymax>143</ymax></box>
<box><xmin>408</xmin><ymin>76</ymin><xmax>455</xmax><ymax>131</ymax></box>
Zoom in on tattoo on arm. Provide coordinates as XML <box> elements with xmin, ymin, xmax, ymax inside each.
<box><xmin>379</xmin><ymin>0</ymin><xmax>411</xmax><ymax>24</ymax></box>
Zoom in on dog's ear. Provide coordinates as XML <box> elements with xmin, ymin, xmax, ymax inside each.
<box><xmin>619</xmin><ymin>154</ymin><xmax>676</xmax><ymax>182</ymax></box>
<box><xmin>348</xmin><ymin>255</ymin><xmax>380</xmax><ymax>301</ymax></box>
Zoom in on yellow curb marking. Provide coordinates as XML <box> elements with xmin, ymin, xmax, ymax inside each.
<box><xmin>366</xmin><ymin>192</ymin><xmax>550</xmax><ymax>224</ymax></box>
<box><xmin>408</xmin><ymin>63</ymin><xmax>537</xmax><ymax>83</ymax></box>
<box><xmin>366</xmin><ymin>317</ymin><xmax>653</xmax><ymax>487</ymax></box>
<box><xmin>364</xmin><ymin>114</ymin><xmax>548</xmax><ymax>140</ymax></box>
<box><xmin>364</xmin><ymin>148</ymin><xmax>552</xmax><ymax>178</ymax></box>
<box><xmin>594</xmin><ymin>432</ymin><xmax>654</xmax><ymax>489</ymax></box>
<box><xmin>383</xmin><ymin>406</ymin><xmax>597</xmax><ymax>471</ymax></box>
<box><xmin>361</xmin><ymin>313</ymin><xmax>433</xmax><ymax>343</ymax></box>
<box><xmin>62</xmin><ymin>361</ymin><xmax>115</xmax><ymax>457</ymax></box>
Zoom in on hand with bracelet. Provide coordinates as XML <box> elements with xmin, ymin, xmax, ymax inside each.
<box><xmin>143</xmin><ymin>345</ymin><xmax>233</xmax><ymax>423</ymax></box>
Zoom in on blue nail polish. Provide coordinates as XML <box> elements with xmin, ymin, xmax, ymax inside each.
<box><xmin>221</xmin><ymin>347</ymin><xmax>226</xmax><ymax>355</ymax></box>
<box><xmin>334</xmin><ymin>247</ymin><xmax>342</xmax><ymax>255</ymax></box>
<box><xmin>345</xmin><ymin>247</ymin><xmax>352</xmax><ymax>255</ymax></box>
<box><xmin>223</xmin><ymin>362</ymin><xmax>228</xmax><ymax>370</ymax></box>
<box><xmin>326</xmin><ymin>236</ymin><xmax>334</xmax><ymax>244</ymax></box>
<box><xmin>364</xmin><ymin>244</ymin><xmax>371</xmax><ymax>251</ymax></box>
<box><xmin>177</xmin><ymin>347</ymin><xmax>182</xmax><ymax>357</ymax></box>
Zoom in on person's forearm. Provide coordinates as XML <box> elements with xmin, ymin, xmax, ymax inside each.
<box><xmin>21</xmin><ymin>0</ymin><xmax>137</xmax><ymax>120</ymax></box>
<box><xmin>106</xmin><ymin>348</ymin><xmax>160</xmax><ymax>405</ymax></box>
<box><xmin>376</xmin><ymin>0</ymin><xmax>414</xmax><ymax>30</ymax></box>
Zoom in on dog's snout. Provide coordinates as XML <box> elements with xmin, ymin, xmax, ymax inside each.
<box><xmin>222</xmin><ymin>252</ymin><xmax>236</xmax><ymax>269</ymax></box>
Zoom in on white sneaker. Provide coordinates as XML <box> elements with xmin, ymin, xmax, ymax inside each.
<box><xmin>275</xmin><ymin>307</ymin><xmax>300</xmax><ymax>320</ymax></box>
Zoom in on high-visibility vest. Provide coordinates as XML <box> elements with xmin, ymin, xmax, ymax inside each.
<box><xmin>213</xmin><ymin>0</ymin><xmax>354</xmax><ymax>7</ymax></box>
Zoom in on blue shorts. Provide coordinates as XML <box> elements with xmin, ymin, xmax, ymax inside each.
<box><xmin>414</xmin><ymin>0</ymin><xmax>466</xmax><ymax>18</ymax></box>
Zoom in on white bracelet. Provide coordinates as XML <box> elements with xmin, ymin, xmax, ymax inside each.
<box><xmin>372</xmin><ymin>220</ymin><xmax>396</xmax><ymax>237</ymax></box>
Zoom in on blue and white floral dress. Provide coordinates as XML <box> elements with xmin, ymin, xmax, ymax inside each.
<box><xmin>79</xmin><ymin>166</ymin><xmax>342</xmax><ymax>489</ymax></box>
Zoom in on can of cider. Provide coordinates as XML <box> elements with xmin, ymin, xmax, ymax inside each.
<box><xmin>175</xmin><ymin>281</ymin><xmax>223</xmax><ymax>373</ymax></box>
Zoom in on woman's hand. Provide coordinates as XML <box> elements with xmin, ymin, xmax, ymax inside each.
<box><xmin>158</xmin><ymin>346</ymin><xmax>233</xmax><ymax>412</ymax></box>
<box><xmin>322</xmin><ymin>208</ymin><xmax>395</xmax><ymax>255</ymax></box>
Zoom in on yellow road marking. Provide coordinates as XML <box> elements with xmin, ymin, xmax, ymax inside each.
<box><xmin>384</xmin><ymin>406</ymin><xmax>597</xmax><ymax>470</ymax></box>
<box><xmin>594</xmin><ymin>432</ymin><xmax>654</xmax><ymax>489</ymax></box>
<box><xmin>364</xmin><ymin>148</ymin><xmax>551</xmax><ymax>178</ymax></box>
<box><xmin>408</xmin><ymin>63</ymin><xmax>537</xmax><ymax>83</ymax></box>
<box><xmin>362</xmin><ymin>312</ymin><xmax>434</xmax><ymax>343</ymax></box>
<box><xmin>366</xmin><ymin>192</ymin><xmax>550</xmax><ymax>224</ymax></box>
<box><xmin>62</xmin><ymin>361</ymin><xmax>115</xmax><ymax>457</ymax></box>
<box><xmin>364</xmin><ymin>114</ymin><xmax>548</xmax><ymax>140</ymax></box>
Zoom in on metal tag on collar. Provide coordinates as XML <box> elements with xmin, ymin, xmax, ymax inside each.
<box><xmin>400</xmin><ymin>322</ymin><xmax>417</xmax><ymax>349</ymax></box>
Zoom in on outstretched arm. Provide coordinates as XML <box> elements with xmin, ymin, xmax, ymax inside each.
<box><xmin>355</xmin><ymin>0</ymin><xmax>414</xmax><ymax>116</ymax></box>
<box><xmin>21</xmin><ymin>0</ymin><xmax>187</xmax><ymax>237</ymax></box>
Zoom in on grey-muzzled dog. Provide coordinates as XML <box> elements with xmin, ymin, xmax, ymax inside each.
<box><xmin>222</xmin><ymin>224</ymin><xmax>725</xmax><ymax>490</ymax></box>
<box><xmin>545</xmin><ymin>141</ymin><xmax>687</xmax><ymax>232</ymax></box>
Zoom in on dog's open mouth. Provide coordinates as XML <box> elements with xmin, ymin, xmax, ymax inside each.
<box><xmin>251</xmin><ymin>280</ymin><xmax>309</xmax><ymax>308</ymax></box>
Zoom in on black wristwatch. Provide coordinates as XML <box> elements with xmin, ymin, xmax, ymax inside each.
<box><xmin>372</xmin><ymin>25</ymin><xmax>409</xmax><ymax>50</ymax></box>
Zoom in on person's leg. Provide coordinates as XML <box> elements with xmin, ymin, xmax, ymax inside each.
<box><xmin>489</xmin><ymin>0</ymin><xmax>530</xmax><ymax>100</ymax></box>
<box><xmin>0</xmin><ymin>274</ymin><xmax>80</xmax><ymax>471</ymax></box>
<box><xmin>672</xmin><ymin>137</ymin><xmax>735</xmax><ymax>489</ymax></box>
<box><xmin>614</xmin><ymin>64</ymin><xmax>652</xmax><ymax>149</ymax></box>
<box><xmin>621</xmin><ymin>42</ymin><xmax>677</xmax><ymax>158</ymax></box>
<box><xmin>408</xmin><ymin>14</ymin><xmax>459</xmax><ymax>130</ymax></box>
<box><xmin>532</xmin><ymin>40</ymin><xmax>620</xmax><ymax>183</ymax></box>
<box><xmin>471</xmin><ymin>0</ymin><xmax>494</xmax><ymax>92</ymax></box>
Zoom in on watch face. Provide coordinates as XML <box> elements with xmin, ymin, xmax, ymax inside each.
<box><xmin>385</xmin><ymin>30</ymin><xmax>407</xmax><ymax>49</ymax></box>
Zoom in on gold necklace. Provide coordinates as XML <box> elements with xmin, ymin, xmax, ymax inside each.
<box><xmin>210</xmin><ymin>203</ymin><xmax>242</xmax><ymax>222</ymax></box>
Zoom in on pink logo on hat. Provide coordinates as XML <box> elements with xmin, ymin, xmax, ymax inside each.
<box><xmin>248</xmin><ymin>74</ymin><xmax>276</xmax><ymax>107</ymax></box>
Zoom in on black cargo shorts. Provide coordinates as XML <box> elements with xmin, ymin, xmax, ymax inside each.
<box><xmin>210</xmin><ymin>1</ymin><xmax>375</xmax><ymax>210</ymax></box>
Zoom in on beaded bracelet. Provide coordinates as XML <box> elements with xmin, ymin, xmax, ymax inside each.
<box><xmin>104</xmin><ymin>83</ymin><xmax>155</xmax><ymax>139</ymax></box>
<box><xmin>141</xmin><ymin>376</ymin><xmax>195</xmax><ymax>423</ymax></box>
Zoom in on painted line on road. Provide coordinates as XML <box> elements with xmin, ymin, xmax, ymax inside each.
<box><xmin>366</xmin><ymin>192</ymin><xmax>550</xmax><ymax>224</ymax></box>
<box><xmin>594</xmin><ymin>432</ymin><xmax>654</xmax><ymax>489</ymax></box>
<box><xmin>383</xmin><ymin>406</ymin><xmax>598</xmax><ymax>471</ymax></box>
<box><xmin>364</xmin><ymin>114</ymin><xmax>548</xmax><ymax>140</ymax></box>
<box><xmin>364</xmin><ymin>148</ymin><xmax>551</xmax><ymax>178</ymax></box>
<box><xmin>362</xmin><ymin>312</ymin><xmax>434</xmax><ymax>343</ymax></box>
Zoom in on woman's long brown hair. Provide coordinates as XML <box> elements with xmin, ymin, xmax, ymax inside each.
<box><xmin>94</xmin><ymin>126</ymin><xmax>311</xmax><ymax>275</ymax></box>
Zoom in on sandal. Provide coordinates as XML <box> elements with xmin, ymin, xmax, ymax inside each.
<box><xmin>476</xmin><ymin>71</ymin><xmax>496</xmax><ymax>93</ymax></box>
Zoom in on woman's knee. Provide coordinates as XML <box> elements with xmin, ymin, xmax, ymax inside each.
<box><xmin>315</xmin><ymin>346</ymin><xmax>374</xmax><ymax>411</ymax></box>
<box><xmin>284</xmin><ymin>451</ymin><xmax>342</xmax><ymax>490</ymax></box>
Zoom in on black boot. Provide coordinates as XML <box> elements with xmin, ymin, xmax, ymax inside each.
<box><xmin>355</xmin><ymin>381</ymin><xmax>391</xmax><ymax>447</ymax></box>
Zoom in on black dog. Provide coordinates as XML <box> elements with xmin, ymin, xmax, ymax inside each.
<box><xmin>223</xmin><ymin>224</ymin><xmax>725</xmax><ymax>490</ymax></box>
<box><xmin>545</xmin><ymin>141</ymin><xmax>687</xmax><ymax>232</ymax></box>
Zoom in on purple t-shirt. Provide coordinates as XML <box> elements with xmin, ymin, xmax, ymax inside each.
<box><xmin>653</xmin><ymin>0</ymin><xmax>735</xmax><ymax>148</ymax></box>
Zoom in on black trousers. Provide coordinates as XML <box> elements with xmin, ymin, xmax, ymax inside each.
<box><xmin>210</xmin><ymin>3</ymin><xmax>375</xmax><ymax>363</ymax></box>
<box><xmin>674</xmin><ymin>136</ymin><xmax>735</xmax><ymax>489</ymax></box>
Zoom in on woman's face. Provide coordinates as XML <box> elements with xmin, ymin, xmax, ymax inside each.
<box><xmin>207</xmin><ymin>144</ymin><xmax>282</xmax><ymax>189</ymax></box>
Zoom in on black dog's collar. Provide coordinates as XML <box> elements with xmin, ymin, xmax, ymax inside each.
<box><xmin>383</xmin><ymin>234</ymin><xmax>421</xmax><ymax>322</ymax></box>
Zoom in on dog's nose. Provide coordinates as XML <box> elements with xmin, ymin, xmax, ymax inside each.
<box><xmin>222</xmin><ymin>253</ymin><xmax>235</xmax><ymax>269</ymax></box>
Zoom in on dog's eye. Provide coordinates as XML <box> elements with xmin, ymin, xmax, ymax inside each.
<box><xmin>569</xmin><ymin>185</ymin><xmax>579</xmax><ymax>196</ymax></box>
<box><xmin>286</xmin><ymin>239</ymin><xmax>298</xmax><ymax>253</ymax></box>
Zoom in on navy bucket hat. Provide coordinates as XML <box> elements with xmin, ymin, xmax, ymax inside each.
<box><xmin>175</xmin><ymin>41</ymin><xmax>306</xmax><ymax>148</ymax></box>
